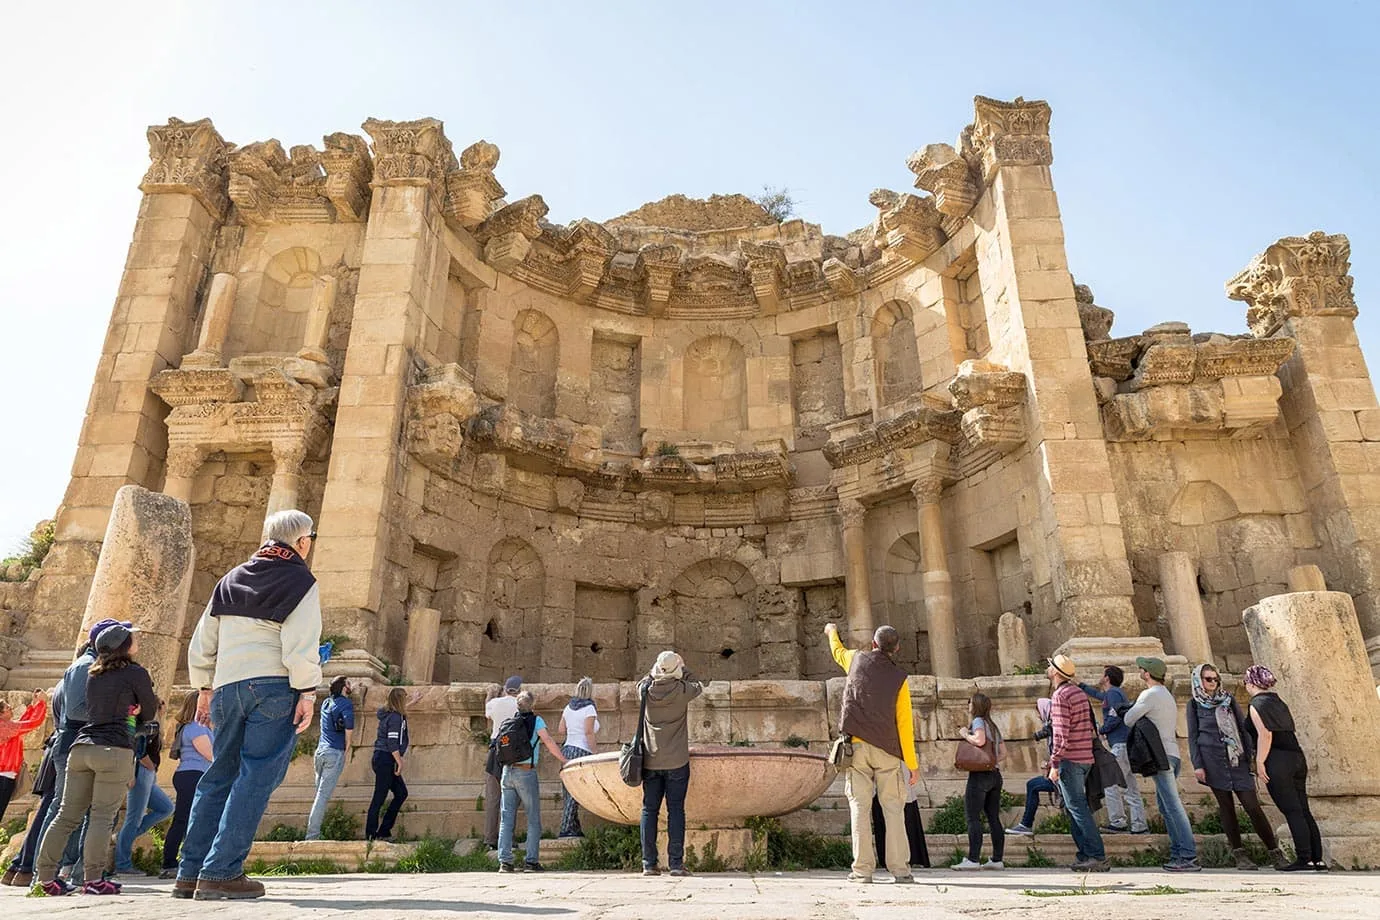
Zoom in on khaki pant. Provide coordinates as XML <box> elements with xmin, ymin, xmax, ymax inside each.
<box><xmin>483</xmin><ymin>771</ymin><xmax>501</xmax><ymax>846</ymax></box>
<box><xmin>36</xmin><ymin>745</ymin><xmax>131</xmax><ymax>882</ymax></box>
<box><xmin>845</xmin><ymin>739</ymin><xmax>910</xmax><ymax>878</ymax></box>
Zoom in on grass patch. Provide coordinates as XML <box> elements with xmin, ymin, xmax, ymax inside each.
<box><xmin>1131</xmin><ymin>884</ymin><xmax>1190</xmax><ymax>896</ymax></box>
<box><xmin>939</xmin><ymin>847</ymin><xmax>966</xmax><ymax>868</ymax></box>
<box><xmin>1109</xmin><ymin>844</ymin><xmax>1170</xmax><ymax>868</ymax></box>
<box><xmin>1022</xmin><ymin>879</ymin><xmax>1114</xmax><ymax>897</ymax></box>
<box><xmin>1023</xmin><ymin>846</ymin><xmax>1056</xmax><ymax>868</ymax></box>
<box><xmin>685</xmin><ymin>837</ymin><xmax>729</xmax><ymax>872</ymax></box>
<box><xmin>321</xmin><ymin>802</ymin><xmax>361</xmax><ymax>841</ymax></box>
<box><xmin>392</xmin><ymin>838</ymin><xmax>490</xmax><ymax>873</ymax></box>
<box><xmin>999</xmin><ymin>789</ymin><xmax>1023</xmax><ymax>810</ymax></box>
<box><xmin>246</xmin><ymin>858</ymin><xmax>344</xmax><ymax>876</ymax></box>
<box><xmin>1034</xmin><ymin>811</ymin><xmax>1070</xmax><ymax>835</ymax></box>
<box><xmin>927</xmin><ymin>795</ymin><xmax>966</xmax><ymax>835</ymax></box>
<box><xmin>783</xmin><ymin>735</ymin><xmax>810</xmax><ymax>749</ymax></box>
<box><xmin>264</xmin><ymin>823</ymin><xmax>306</xmax><ymax>842</ymax></box>
<box><xmin>744</xmin><ymin>816</ymin><xmax>851</xmax><ymax>871</ymax></box>
<box><xmin>558</xmin><ymin>825</ymin><xmax>643</xmax><ymax>871</ymax></box>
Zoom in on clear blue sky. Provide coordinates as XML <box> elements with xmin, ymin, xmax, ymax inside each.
<box><xmin>1</xmin><ymin>0</ymin><xmax>1376</xmax><ymax>549</ymax></box>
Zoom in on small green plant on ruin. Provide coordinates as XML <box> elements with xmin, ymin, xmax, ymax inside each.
<box><xmin>321</xmin><ymin>802</ymin><xmax>361</xmax><ymax>841</ymax></box>
<box><xmin>753</xmin><ymin>185</ymin><xmax>796</xmax><ymax>222</ymax></box>
<box><xmin>1</xmin><ymin>520</ymin><xmax>54</xmax><ymax>582</ymax></box>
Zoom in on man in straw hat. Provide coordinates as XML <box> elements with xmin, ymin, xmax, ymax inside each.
<box><xmin>1046</xmin><ymin>654</ymin><xmax>1108</xmax><ymax>871</ymax></box>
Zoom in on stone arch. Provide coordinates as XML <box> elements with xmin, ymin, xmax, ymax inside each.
<box><xmin>1167</xmin><ymin>480</ymin><xmax>1240</xmax><ymax>526</ymax></box>
<box><xmin>882</xmin><ymin>533</ymin><xmax>924</xmax><ymax>673</ymax></box>
<box><xmin>872</xmin><ymin>300</ymin><xmax>922</xmax><ymax>407</ymax></box>
<box><xmin>479</xmin><ymin>537</ymin><xmax>545</xmax><ymax>679</ymax></box>
<box><xmin>227</xmin><ymin>246</ymin><xmax>322</xmax><ymax>358</ymax></box>
<box><xmin>683</xmin><ymin>335</ymin><xmax>747</xmax><ymax>439</ymax></box>
<box><xmin>664</xmin><ymin>558</ymin><xmax>758</xmax><ymax>679</ymax></box>
<box><xmin>508</xmin><ymin>309</ymin><xmax>559</xmax><ymax>416</ymax></box>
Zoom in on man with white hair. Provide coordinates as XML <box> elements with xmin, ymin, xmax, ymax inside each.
<box><xmin>174</xmin><ymin>509</ymin><xmax>323</xmax><ymax>901</ymax></box>
<box><xmin>638</xmin><ymin>651</ymin><xmax>703</xmax><ymax>877</ymax></box>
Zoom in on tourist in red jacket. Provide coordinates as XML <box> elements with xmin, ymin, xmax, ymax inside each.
<box><xmin>0</xmin><ymin>690</ymin><xmax>49</xmax><ymax>821</ymax></box>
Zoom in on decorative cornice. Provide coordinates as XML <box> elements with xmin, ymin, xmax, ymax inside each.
<box><xmin>444</xmin><ymin>140</ymin><xmax>506</xmax><ymax>230</ymax></box>
<box><xmin>906</xmin><ymin>143</ymin><xmax>981</xmax><ymax>218</ymax></box>
<box><xmin>823</xmin><ymin>407</ymin><xmax>962</xmax><ymax>469</ymax></box>
<box><xmin>319</xmin><ymin>133</ymin><xmax>373</xmax><ymax>221</ymax></box>
<box><xmin>362</xmin><ymin>117</ymin><xmax>454</xmax><ymax>198</ymax></box>
<box><xmin>968</xmin><ymin>96</ymin><xmax>1053</xmax><ymax>184</ymax></box>
<box><xmin>948</xmin><ymin>359</ymin><xmax>1028</xmax><ymax>454</ymax></box>
<box><xmin>869</xmin><ymin>189</ymin><xmax>946</xmax><ymax>264</ymax></box>
<box><xmin>228</xmin><ymin>137</ymin><xmax>371</xmax><ymax>225</ymax></box>
<box><xmin>1227</xmin><ymin>231</ymin><xmax>1357</xmax><ymax>337</ymax></box>
<box><xmin>140</xmin><ymin>117</ymin><xmax>231</xmax><ymax>219</ymax></box>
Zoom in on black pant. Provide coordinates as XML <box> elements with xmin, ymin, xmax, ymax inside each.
<box><xmin>1265</xmin><ymin>750</ymin><xmax>1322</xmax><ymax>863</ymax></box>
<box><xmin>964</xmin><ymin>770</ymin><xmax>1004</xmax><ymax>863</ymax></box>
<box><xmin>11</xmin><ymin>787</ymin><xmax>55</xmax><ymax>872</ymax></box>
<box><xmin>871</xmin><ymin>797</ymin><xmax>930</xmax><ymax>867</ymax></box>
<box><xmin>0</xmin><ymin>776</ymin><xmax>16</xmax><ymax>824</ymax></box>
<box><xmin>366</xmin><ymin>751</ymin><xmax>408</xmax><ymax>839</ymax></box>
<box><xmin>1210</xmin><ymin>787</ymin><xmax>1277</xmax><ymax>850</ymax></box>
<box><xmin>162</xmin><ymin>770</ymin><xmax>203</xmax><ymax>870</ymax></box>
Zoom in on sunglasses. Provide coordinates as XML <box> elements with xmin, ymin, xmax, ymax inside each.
<box><xmin>1201</xmin><ymin>676</ymin><xmax>1219</xmax><ymax>683</ymax></box>
<box><xmin>301</xmin><ymin>532</ymin><xmax>317</xmax><ymax>541</ymax></box>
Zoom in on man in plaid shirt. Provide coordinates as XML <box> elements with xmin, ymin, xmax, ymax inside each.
<box><xmin>1046</xmin><ymin>654</ymin><xmax>1107</xmax><ymax>871</ymax></box>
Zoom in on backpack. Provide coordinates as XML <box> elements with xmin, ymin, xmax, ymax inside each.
<box><xmin>494</xmin><ymin>711</ymin><xmax>537</xmax><ymax>766</ymax></box>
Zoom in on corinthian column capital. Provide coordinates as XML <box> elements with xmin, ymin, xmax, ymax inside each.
<box><xmin>362</xmin><ymin>117</ymin><xmax>455</xmax><ymax>197</ymax></box>
<box><xmin>838</xmin><ymin>497</ymin><xmax>867</xmax><ymax>529</ymax></box>
<box><xmin>1227</xmin><ymin>231</ymin><xmax>1357</xmax><ymax>337</ymax></box>
<box><xmin>968</xmin><ymin>95</ymin><xmax>1053</xmax><ymax>184</ymax></box>
<box><xmin>140</xmin><ymin>117</ymin><xmax>231</xmax><ymax>218</ymax></box>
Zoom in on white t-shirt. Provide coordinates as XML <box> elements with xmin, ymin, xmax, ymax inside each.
<box><xmin>485</xmin><ymin>694</ymin><xmax>519</xmax><ymax>734</ymax></box>
<box><xmin>561</xmin><ymin>703</ymin><xmax>600</xmax><ymax>753</ymax></box>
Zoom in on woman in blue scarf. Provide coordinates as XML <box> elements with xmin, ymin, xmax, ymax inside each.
<box><xmin>1186</xmin><ymin>663</ymin><xmax>1285</xmax><ymax>869</ymax></box>
<box><xmin>557</xmin><ymin>677</ymin><xmax>600</xmax><ymax>838</ymax></box>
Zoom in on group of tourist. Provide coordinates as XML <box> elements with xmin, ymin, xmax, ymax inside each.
<box><xmin>0</xmin><ymin>510</ymin><xmax>1332</xmax><ymax>899</ymax></box>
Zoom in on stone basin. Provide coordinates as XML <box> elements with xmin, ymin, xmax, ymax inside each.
<box><xmin>561</xmin><ymin>745</ymin><xmax>834</xmax><ymax>825</ymax></box>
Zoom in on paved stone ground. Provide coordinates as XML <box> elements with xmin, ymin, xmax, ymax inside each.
<box><xmin>3</xmin><ymin>869</ymin><xmax>1379</xmax><ymax>918</ymax></box>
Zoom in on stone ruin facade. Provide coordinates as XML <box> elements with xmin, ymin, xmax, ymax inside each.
<box><xmin>2</xmin><ymin>94</ymin><xmax>1380</xmax><ymax>856</ymax></box>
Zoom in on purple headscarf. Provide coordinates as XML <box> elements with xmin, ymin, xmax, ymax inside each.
<box><xmin>1245</xmin><ymin>665</ymin><xmax>1277</xmax><ymax>689</ymax></box>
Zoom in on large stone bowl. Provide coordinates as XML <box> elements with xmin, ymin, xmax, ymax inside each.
<box><xmin>561</xmin><ymin>745</ymin><xmax>834</xmax><ymax>825</ymax></box>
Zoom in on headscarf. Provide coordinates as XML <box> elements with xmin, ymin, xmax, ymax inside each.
<box><xmin>1191</xmin><ymin>664</ymin><xmax>1243</xmax><ymax>767</ymax></box>
<box><xmin>651</xmin><ymin>651</ymin><xmax>685</xmax><ymax>681</ymax></box>
<box><xmin>1036</xmin><ymin>698</ymin><xmax>1052</xmax><ymax>722</ymax></box>
<box><xmin>1244</xmin><ymin>665</ymin><xmax>1276</xmax><ymax>690</ymax></box>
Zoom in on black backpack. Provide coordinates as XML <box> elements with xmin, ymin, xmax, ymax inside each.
<box><xmin>494</xmin><ymin>711</ymin><xmax>537</xmax><ymax>766</ymax></box>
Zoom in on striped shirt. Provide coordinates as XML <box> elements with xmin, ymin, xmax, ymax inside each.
<box><xmin>1049</xmin><ymin>681</ymin><xmax>1095</xmax><ymax>766</ymax></box>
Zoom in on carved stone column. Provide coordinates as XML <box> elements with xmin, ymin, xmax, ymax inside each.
<box><xmin>183</xmin><ymin>272</ymin><xmax>238</xmax><ymax>368</ymax></box>
<box><xmin>838</xmin><ymin>497</ymin><xmax>875</xmax><ymax>645</ymax></box>
<box><xmin>1157</xmin><ymin>551</ymin><xmax>1213</xmax><ymax>665</ymax></box>
<box><xmin>268</xmin><ymin>441</ymin><xmax>306</xmax><ymax>517</ymax></box>
<box><xmin>163</xmin><ymin>444</ymin><xmax>206</xmax><ymax>504</ymax></box>
<box><xmin>403</xmin><ymin>606</ymin><xmax>441</xmax><ymax>684</ymax></box>
<box><xmin>913</xmin><ymin>478</ymin><xmax>959</xmax><ymax>677</ymax></box>
<box><xmin>296</xmin><ymin>274</ymin><xmax>337</xmax><ymax>364</ymax></box>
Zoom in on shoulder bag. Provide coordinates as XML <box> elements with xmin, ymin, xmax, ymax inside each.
<box><xmin>619</xmin><ymin>681</ymin><xmax>650</xmax><ymax>787</ymax></box>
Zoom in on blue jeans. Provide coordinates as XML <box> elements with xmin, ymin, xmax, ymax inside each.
<box><xmin>1152</xmin><ymin>755</ymin><xmax>1197</xmax><ymax>862</ymax></box>
<box><xmin>178</xmin><ymin>678</ymin><xmax>299</xmax><ymax>882</ymax></box>
<box><xmin>641</xmin><ymin>763</ymin><xmax>690</xmax><ymax>870</ymax></box>
<box><xmin>114</xmin><ymin>763</ymin><xmax>175</xmax><ymax>871</ymax></box>
<box><xmin>1020</xmin><ymin>775</ymin><xmax>1058</xmax><ymax>829</ymax></box>
<box><xmin>498</xmin><ymin>766</ymin><xmax>541</xmax><ymax>866</ymax></box>
<box><xmin>305</xmin><ymin>747</ymin><xmax>346</xmax><ymax>840</ymax></box>
<box><xmin>1056</xmin><ymin>760</ymin><xmax>1105</xmax><ymax>862</ymax></box>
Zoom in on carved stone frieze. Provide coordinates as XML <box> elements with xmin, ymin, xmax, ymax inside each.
<box><xmin>1086</xmin><ymin>336</ymin><xmax>1143</xmax><ymax>381</ymax></box>
<box><xmin>821</xmin><ymin>257</ymin><xmax>859</xmax><ymax>296</ymax></box>
<box><xmin>319</xmin><ymin>133</ymin><xmax>373</xmax><ymax>221</ymax></box>
<box><xmin>822</xmin><ymin>407</ymin><xmax>962</xmax><ymax>469</ymax></box>
<box><xmin>1130</xmin><ymin>341</ymin><xmax>1197</xmax><ymax>390</ymax></box>
<box><xmin>443</xmin><ymin>140</ymin><xmax>505</xmax><ymax>230</ymax></box>
<box><xmin>140</xmin><ymin>117</ymin><xmax>231</xmax><ymax>218</ymax></box>
<box><xmin>968</xmin><ymin>96</ymin><xmax>1054</xmax><ymax>183</ymax></box>
<box><xmin>906</xmin><ymin>143</ymin><xmax>981</xmax><ymax>218</ymax></box>
<box><xmin>948</xmin><ymin>359</ymin><xmax>1027</xmax><ymax>411</ymax></box>
<box><xmin>639</xmin><ymin>244</ymin><xmax>683</xmax><ymax>313</ymax></box>
<box><xmin>1195</xmin><ymin>336</ymin><xmax>1297</xmax><ymax>379</ymax></box>
<box><xmin>157</xmin><ymin>367</ymin><xmax>333</xmax><ymax>463</ymax></box>
<box><xmin>228</xmin><ymin>139</ymin><xmax>365</xmax><ymax>225</ymax></box>
<box><xmin>1227</xmin><ymin>231</ymin><xmax>1358</xmax><ymax>337</ymax></box>
<box><xmin>362</xmin><ymin>117</ymin><xmax>455</xmax><ymax>198</ymax></box>
<box><xmin>150</xmin><ymin>366</ymin><xmax>244</xmax><ymax>406</ymax></box>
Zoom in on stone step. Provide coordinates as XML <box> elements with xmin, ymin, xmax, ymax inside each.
<box><xmin>6</xmin><ymin>647</ymin><xmax>73</xmax><ymax>688</ymax></box>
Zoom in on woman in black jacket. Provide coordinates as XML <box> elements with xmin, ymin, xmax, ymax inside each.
<box><xmin>365</xmin><ymin>688</ymin><xmax>410</xmax><ymax>841</ymax></box>
<box><xmin>1187</xmin><ymin>664</ymin><xmax>1284</xmax><ymax>870</ymax></box>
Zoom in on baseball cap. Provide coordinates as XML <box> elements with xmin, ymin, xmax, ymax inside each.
<box><xmin>95</xmin><ymin>624</ymin><xmax>134</xmax><ymax>653</ymax></box>
<box><xmin>1136</xmin><ymin>656</ymin><xmax>1167</xmax><ymax>680</ymax></box>
<box><xmin>88</xmin><ymin>618</ymin><xmax>136</xmax><ymax>644</ymax></box>
<box><xmin>503</xmin><ymin>675</ymin><xmax>523</xmax><ymax>692</ymax></box>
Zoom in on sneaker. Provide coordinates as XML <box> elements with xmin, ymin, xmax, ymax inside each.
<box><xmin>1312</xmin><ymin>862</ymin><xmax>1330</xmax><ymax>872</ymax></box>
<box><xmin>1101</xmin><ymin>824</ymin><xmax>1129</xmax><ymax>834</ymax></box>
<box><xmin>172</xmin><ymin>878</ymin><xmax>197</xmax><ymax>899</ymax></box>
<box><xmin>1071</xmin><ymin>858</ymin><xmax>1110</xmax><ymax>872</ymax></box>
<box><xmin>82</xmin><ymin>879</ymin><xmax>121</xmax><ymax>895</ymax></box>
<box><xmin>892</xmin><ymin>874</ymin><xmax>916</xmax><ymax>884</ymax></box>
<box><xmin>1164</xmin><ymin>859</ymin><xmax>1202</xmax><ymax>872</ymax></box>
<box><xmin>158</xmin><ymin>868</ymin><xmax>178</xmax><ymax>879</ymax></box>
<box><xmin>1130</xmin><ymin>827</ymin><xmax>1150</xmax><ymax>835</ymax></box>
<box><xmin>846</xmin><ymin>871</ymin><xmax>872</xmax><ymax>883</ymax></box>
<box><xmin>952</xmin><ymin>858</ymin><xmax>982</xmax><ymax>870</ymax></box>
<box><xmin>668</xmin><ymin>868</ymin><xmax>692</xmax><ymax>877</ymax></box>
<box><xmin>982</xmin><ymin>860</ymin><xmax>1004</xmax><ymax>870</ymax></box>
<box><xmin>523</xmin><ymin>862</ymin><xmax>545</xmax><ymax>873</ymax></box>
<box><xmin>1278</xmin><ymin>861</ymin><xmax>1313</xmax><ymax>872</ymax></box>
<box><xmin>1005</xmin><ymin>824</ymin><xmax>1034</xmax><ymax>836</ymax></box>
<box><xmin>643</xmin><ymin>867</ymin><xmax>661</xmax><ymax>877</ymax></box>
<box><xmin>498</xmin><ymin>863</ymin><xmax>516</xmax><ymax>873</ymax></box>
<box><xmin>193</xmin><ymin>874</ymin><xmax>266</xmax><ymax>900</ymax></box>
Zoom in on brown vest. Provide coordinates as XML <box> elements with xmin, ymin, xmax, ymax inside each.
<box><xmin>839</xmin><ymin>649</ymin><xmax>907</xmax><ymax>760</ymax></box>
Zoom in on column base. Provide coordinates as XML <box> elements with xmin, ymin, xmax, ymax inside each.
<box><xmin>1053</xmin><ymin>636</ymin><xmax>1190</xmax><ymax>681</ymax></box>
<box><xmin>322</xmin><ymin>648</ymin><xmax>388</xmax><ymax>684</ymax></box>
<box><xmin>1306</xmin><ymin>796</ymin><xmax>1380</xmax><ymax>869</ymax></box>
<box><xmin>656</xmin><ymin>825</ymin><xmax>763</xmax><ymax>871</ymax></box>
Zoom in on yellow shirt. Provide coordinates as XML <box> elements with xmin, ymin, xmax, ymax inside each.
<box><xmin>829</xmin><ymin>631</ymin><xmax>918</xmax><ymax>771</ymax></box>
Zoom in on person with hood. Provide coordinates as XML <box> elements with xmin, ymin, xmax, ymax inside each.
<box><xmin>826</xmin><ymin>622</ymin><xmax>918</xmax><ymax>885</ymax></box>
<box><xmin>366</xmin><ymin>687</ymin><xmax>410</xmax><ymax>841</ymax></box>
<box><xmin>1006</xmin><ymin>697</ymin><xmax>1057</xmax><ymax>836</ymax></box>
<box><xmin>638</xmin><ymin>651</ymin><xmax>703</xmax><ymax>877</ymax></box>
<box><xmin>175</xmin><ymin>509</ymin><xmax>322</xmax><ymax>901</ymax></box>
<box><xmin>0</xmin><ymin>689</ymin><xmax>48</xmax><ymax>823</ymax></box>
<box><xmin>557</xmin><ymin>677</ymin><xmax>600</xmax><ymax>838</ymax></box>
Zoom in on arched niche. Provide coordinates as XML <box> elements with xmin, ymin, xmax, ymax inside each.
<box><xmin>479</xmin><ymin>537</ymin><xmax>545</xmax><ymax>679</ymax></box>
<box><xmin>882</xmin><ymin>533</ymin><xmax>924</xmax><ymax>673</ymax></box>
<box><xmin>508</xmin><ymin>309</ymin><xmax>559</xmax><ymax>416</ymax></box>
<box><xmin>683</xmin><ymin>335</ymin><xmax>747</xmax><ymax>439</ymax></box>
<box><xmin>665</xmin><ymin>558</ymin><xmax>758</xmax><ymax>679</ymax></box>
<box><xmin>872</xmin><ymin>300</ymin><xmax>922</xmax><ymax>407</ymax></box>
<box><xmin>227</xmin><ymin>246</ymin><xmax>322</xmax><ymax>358</ymax></box>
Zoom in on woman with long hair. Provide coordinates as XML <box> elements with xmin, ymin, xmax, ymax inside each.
<box><xmin>952</xmin><ymin>692</ymin><xmax>1005</xmax><ymax>870</ymax></box>
<box><xmin>33</xmin><ymin>624</ymin><xmax>156</xmax><ymax>896</ymax></box>
<box><xmin>1187</xmin><ymin>663</ymin><xmax>1284</xmax><ymax>870</ymax></box>
<box><xmin>160</xmin><ymin>690</ymin><xmax>214</xmax><ymax>877</ymax></box>
<box><xmin>1244</xmin><ymin>665</ymin><xmax>1325</xmax><ymax>871</ymax></box>
<box><xmin>557</xmin><ymin>677</ymin><xmax>600</xmax><ymax>838</ymax></box>
<box><xmin>366</xmin><ymin>687</ymin><xmax>410</xmax><ymax>841</ymax></box>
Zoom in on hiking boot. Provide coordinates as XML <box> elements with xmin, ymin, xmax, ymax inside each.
<box><xmin>1005</xmin><ymin>824</ymin><xmax>1034</xmax><ymax>836</ymax></box>
<box><xmin>1232</xmin><ymin>847</ymin><xmax>1258</xmax><ymax>870</ymax></box>
<box><xmin>892</xmin><ymin>873</ymin><xmax>915</xmax><ymax>883</ymax></box>
<box><xmin>1164</xmin><ymin>859</ymin><xmax>1202</xmax><ymax>872</ymax></box>
<box><xmin>1100</xmin><ymin>824</ymin><xmax>1129</xmax><ymax>834</ymax></box>
<box><xmin>642</xmin><ymin>866</ymin><xmax>661</xmax><ymax>877</ymax></box>
<box><xmin>10</xmin><ymin>870</ymin><xmax>32</xmax><ymax>888</ymax></box>
<box><xmin>158</xmin><ymin>868</ymin><xmax>178</xmax><ymax>879</ymax></box>
<box><xmin>669</xmin><ymin>867</ymin><xmax>692</xmax><ymax>878</ymax></box>
<box><xmin>172</xmin><ymin>878</ymin><xmax>197</xmax><ymax>899</ymax></box>
<box><xmin>1</xmin><ymin>869</ymin><xmax>14</xmax><ymax>886</ymax></box>
<box><xmin>82</xmin><ymin>879</ymin><xmax>121</xmax><ymax>895</ymax></box>
<box><xmin>1072</xmin><ymin>858</ymin><xmax>1110</xmax><ymax>872</ymax></box>
<box><xmin>194</xmin><ymin>874</ymin><xmax>266</xmax><ymax>900</ymax></box>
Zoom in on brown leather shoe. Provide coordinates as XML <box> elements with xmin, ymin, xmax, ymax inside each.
<box><xmin>193</xmin><ymin>874</ymin><xmax>265</xmax><ymax>900</ymax></box>
<box><xmin>172</xmin><ymin>878</ymin><xmax>197</xmax><ymax>900</ymax></box>
<box><xmin>10</xmin><ymin>870</ymin><xmax>32</xmax><ymax>888</ymax></box>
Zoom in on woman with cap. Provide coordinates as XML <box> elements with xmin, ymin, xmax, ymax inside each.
<box><xmin>557</xmin><ymin>677</ymin><xmax>600</xmax><ymax>838</ymax></box>
<box><xmin>1244</xmin><ymin>665</ymin><xmax>1324</xmax><ymax>871</ymax></box>
<box><xmin>33</xmin><ymin>623</ymin><xmax>156</xmax><ymax>896</ymax></box>
<box><xmin>1186</xmin><ymin>663</ymin><xmax>1284</xmax><ymax>870</ymax></box>
<box><xmin>638</xmin><ymin>651</ymin><xmax>703</xmax><ymax>877</ymax></box>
